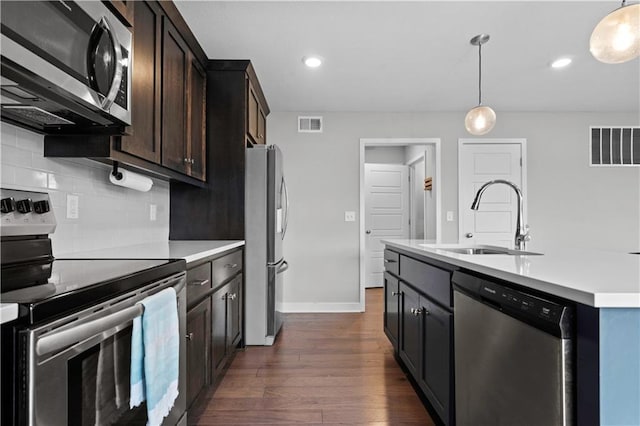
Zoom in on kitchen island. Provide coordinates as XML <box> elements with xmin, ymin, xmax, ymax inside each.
<box><xmin>383</xmin><ymin>239</ymin><xmax>640</xmax><ymax>426</ymax></box>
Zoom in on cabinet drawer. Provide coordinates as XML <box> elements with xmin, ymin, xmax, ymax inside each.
<box><xmin>384</xmin><ymin>250</ymin><xmax>400</xmax><ymax>276</ymax></box>
<box><xmin>400</xmin><ymin>255</ymin><xmax>451</xmax><ymax>307</ymax></box>
<box><xmin>187</xmin><ymin>262</ymin><xmax>212</xmax><ymax>308</ymax></box>
<box><xmin>212</xmin><ymin>250</ymin><xmax>243</xmax><ymax>287</ymax></box>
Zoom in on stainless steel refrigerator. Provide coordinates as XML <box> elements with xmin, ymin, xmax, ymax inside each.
<box><xmin>245</xmin><ymin>144</ymin><xmax>289</xmax><ymax>345</ymax></box>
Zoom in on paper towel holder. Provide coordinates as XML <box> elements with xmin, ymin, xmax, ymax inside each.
<box><xmin>111</xmin><ymin>162</ymin><xmax>123</xmax><ymax>181</ymax></box>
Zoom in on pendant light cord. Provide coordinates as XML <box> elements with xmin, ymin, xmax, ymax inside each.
<box><xmin>478</xmin><ymin>43</ymin><xmax>482</xmax><ymax>105</ymax></box>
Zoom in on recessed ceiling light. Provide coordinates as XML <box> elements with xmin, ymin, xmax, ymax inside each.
<box><xmin>551</xmin><ymin>57</ymin><xmax>572</xmax><ymax>69</ymax></box>
<box><xmin>303</xmin><ymin>56</ymin><xmax>322</xmax><ymax>68</ymax></box>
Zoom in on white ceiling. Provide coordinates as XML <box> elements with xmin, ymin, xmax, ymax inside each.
<box><xmin>175</xmin><ymin>1</ymin><xmax>640</xmax><ymax>113</ymax></box>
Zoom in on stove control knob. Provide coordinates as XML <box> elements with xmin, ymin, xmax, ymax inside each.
<box><xmin>16</xmin><ymin>199</ymin><xmax>33</xmax><ymax>214</ymax></box>
<box><xmin>34</xmin><ymin>200</ymin><xmax>50</xmax><ymax>214</ymax></box>
<box><xmin>1</xmin><ymin>197</ymin><xmax>16</xmax><ymax>213</ymax></box>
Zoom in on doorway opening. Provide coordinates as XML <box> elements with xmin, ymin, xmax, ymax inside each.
<box><xmin>359</xmin><ymin>138</ymin><xmax>442</xmax><ymax>310</ymax></box>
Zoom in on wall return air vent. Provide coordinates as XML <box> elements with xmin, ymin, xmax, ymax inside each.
<box><xmin>590</xmin><ymin>126</ymin><xmax>640</xmax><ymax>166</ymax></box>
<box><xmin>298</xmin><ymin>116</ymin><xmax>323</xmax><ymax>133</ymax></box>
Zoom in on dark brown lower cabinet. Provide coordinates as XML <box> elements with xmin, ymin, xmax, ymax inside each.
<box><xmin>399</xmin><ymin>283</ymin><xmax>422</xmax><ymax>378</ymax></box>
<box><xmin>419</xmin><ymin>297</ymin><xmax>452</xmax><ymax>425</ymax></box>
<box><xmin>392</xmin><ymin>259</ymin><xmax>454</xmax><ymax>426</ymax></box>
<box><xmin>211</xmin><ymin>274</ymin><xmax>244</xmax><ymax>378</ymax></box>
<box><xmin>384</xmin><ymin>272</ymin><xmax>400</xmax><ymax>351</ymax></box>
<box><xmin>227</xmin><ymin>275</ymin><xmax>243</xmax><ymax>349</ymax></box>
<box><xmin>186</xmin><ymin>297</ymin><xmax>210</xmax><ymax>409</ymax></box>
<box><xmin>211</xmin><ymin>284</ymin><xmax>228</xmax><ymax>375</ymax></box>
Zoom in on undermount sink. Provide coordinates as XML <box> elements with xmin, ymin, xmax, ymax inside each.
<box><xmin>442</xmin><ymin>247</ymin><xmax>543</xmax><ymax>256</ymax></box>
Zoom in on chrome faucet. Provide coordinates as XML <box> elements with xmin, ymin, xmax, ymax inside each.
<box><xmin>470</xmin><ymin>179</ymin><xmax>530</xmax><ymax>250</ymax></box>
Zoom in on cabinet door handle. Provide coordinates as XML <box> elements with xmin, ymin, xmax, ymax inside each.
<box><xmin>384</xmin><ymin>259</ymin><xmax>397</xmax><ymax>264</ymax></box>
<box><xmin>466</xmin><ymin>232</ymin><xmax>474</xmax><ymax>238</ymax></box>
<box><xmin>412</xmin><ymin>307</ymin><xmax>425</xmax><ymax>316</ymax></box>
<box><xmin>186</xmin><ymin>333</ymin><xmax>194</xmax><ymax>341</ymax></box>
<box><xmin>391</xmin><ymin>291</ymin><xmax>400</xmax><ymax>296</ymax></box>
<box><xmin>224</xmin><ymin>263</ymin><xmax>238</xmax><ymax>269</ymax></box>
<box><xmin>228</xmin><ymin>293</ymin><xmax>237</xmax><ymax>300</ymax></box>
<box><xmin>183</xmin><ymin>157</ymin><xmax>190</xmax><ymax>163</ymax></box>
<box><xmin>189</xmin><ymin>279</ymin><xmax>209</xmax><ymax>287</ymax></box>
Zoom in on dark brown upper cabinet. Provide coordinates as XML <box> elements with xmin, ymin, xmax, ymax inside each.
<box><xmin>120</xmin><ymin>0</ymin><xmax>162</xmax><ymax>164</ymax></box>
<box><xmin>247</xmin><ymin>77</ymin><xmax>267</xmax><ymax>145</ymax></box>
<box><xmin>186</xmin><ymin>54</ymin><xmax>207</xmax><ymax>181</ymax></box>
<box><xmin>103</xmin><ymin>0</ymin><xmax>134</xmax><ymax>27</ymax></box>
<box><xmin>169</xmin><ymin>60</ymin><xmax>269</xmax><ymax>240</ymax></box>
<box><xmin>161</xmin><ymin>17</ymin><xmax>189</xmax><ymax>175</ymax></box>
<box><xmin>118</xmin><ymin>3</ymin><xmax>206</xmax><ymax>182</ymax></box>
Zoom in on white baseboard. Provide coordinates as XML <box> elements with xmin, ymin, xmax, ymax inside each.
<box><xmin>281</xmin><ymin>302</ymin><xmax>363</xmax><ymax>313</ymax></box>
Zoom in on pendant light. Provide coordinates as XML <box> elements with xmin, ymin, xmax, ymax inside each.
<box><xmin>465</xmin><ymin>34</ymin><xmax>496</xmax><ymax>136</ymax></box>
<box><xmin>590</xmin><ymin>0</ymin><xmax>640</xmax><ymax>64</ymax></box>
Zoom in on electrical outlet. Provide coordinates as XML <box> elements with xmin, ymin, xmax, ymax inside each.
<box><xmin>66</xmin><ymin>194</ymin><xmax>79</xmax><ymax>219</ymax></box>
<box><xmin>150</xmin><ymin>204</ymin><xmax>157</xmax><ymax>221</ymax></box>
<box><xmin>344</xmin><ymin>211</ymin><xmax>356</xmax><ymax>222</ymax></box>
<box><xmin>446</xmin><ymin>211</ymin><xmax>454</xmax><ymax>222</ymax></box>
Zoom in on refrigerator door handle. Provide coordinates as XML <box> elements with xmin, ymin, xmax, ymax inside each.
<box><xmin>281</xmin><ymin>176</ymin><xmax>290</xmax><ymax>240</ymax></box>
<box><xmin>267</xmin><ymin>257</ymin><xmax>285</xmax><ymax>268</ymax></box>
<box><xmin>276</xmin><ymin>260</ymin><xmax>289</xmax><ymax>274</ymax></box>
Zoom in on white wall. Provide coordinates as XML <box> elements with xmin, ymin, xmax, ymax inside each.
<box><xmin>271</xmin><ymin>111</ymin><xmax>640</xmax><ymax>308</ymax></box>
<box><xmin>364</xmin><ymin>146</ymin><xmax>405</xmax><ymax>164</ymax></box>
<box><xmin>0</xmin><ymin>123</ymin><xmax>169</xmax><ymax>256</ymax></box>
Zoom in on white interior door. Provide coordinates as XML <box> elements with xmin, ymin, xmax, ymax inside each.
<box><xmin>365</xmin><ymin>164</ymin><xmax>409</xmax><ymax>287</ymax></box>
<box><xmin>459</xmin><ymin>141</ymin><xmax>526</xmax><ymax>248</ymax></box>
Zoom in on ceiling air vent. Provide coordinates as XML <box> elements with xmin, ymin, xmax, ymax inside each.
<box><xmin>590</xmin><ymin>126</ymin><xmax>640</xmax><ymax>166</ymax></box>
<box><xmin>298</xmin><ymin>116</ymin><xmax>323</xmax><ymax>133</ymax></box>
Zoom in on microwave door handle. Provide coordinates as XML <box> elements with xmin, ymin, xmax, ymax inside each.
<box><xmin>87</xmin><ymin>17</ymin><xmax>123</xmax><ymax>110</ymax></box>
<box><xmin>36</xmin><ymin>276</ymin><xmax>185</xmax><ymax>357</ymax></box>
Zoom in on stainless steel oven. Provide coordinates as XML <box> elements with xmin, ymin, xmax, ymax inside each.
<box><xmin>15</xmin><ymin>273</ymin><xmax>187</xmax><ymax>426</ymax></box>
<box><xmin>0</xmin><ymin>1</ymin><xmax>132</xmax><ymax>132</ymax></box>
<box><xmin>1</xmin><ymin>189</ymin><xmax>187</xmax><ymax>426</ymax></box>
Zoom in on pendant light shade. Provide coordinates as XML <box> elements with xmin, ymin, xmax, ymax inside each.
<box><xmin>465</xmin><ymin>105</ymin><xmax>496</xmax><ymax>135</ymax></box>
<box><xmin>590</xmin><ymin>1</ymin><xmax>640</xmax><ymax>64</ymax></box>
<box><xmin>465</xmin><ymin>34</ymin><xmax>496</xmax><ymax>136</ymax></box>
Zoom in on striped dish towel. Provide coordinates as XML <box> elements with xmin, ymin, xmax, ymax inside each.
<box><xmin>130</xmin><ymin>287</ymin><xmax>180</xmax><ymax>426</ymax></box>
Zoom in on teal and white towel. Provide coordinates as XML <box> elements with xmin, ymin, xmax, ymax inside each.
<box><xmin>130</xmin><ymin>287</ymin><xmax>179</xmax><ymax>426</ymax></box>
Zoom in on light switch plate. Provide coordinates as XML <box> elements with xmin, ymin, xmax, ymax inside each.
<box><xmin>149</xmin><ymin>204</ymin><xmax>157</xmax><ymax>221</ymax></box>
<box><xmin>446</xmin><ymin>211</ymin><xmax>454</xmax><ymax>222</ymax></box>
<box><xmin>345</xmin><ymin>211</ymin><xmax>356</xmax><ymax>222</ymax></box>
<box><xmin>66</xmin><ymin>194</ymin><xmax>79</xmax><ymax>219</ymax></box>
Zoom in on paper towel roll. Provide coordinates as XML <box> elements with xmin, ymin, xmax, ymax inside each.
<box><xmin>109</xmin><ymin>168</ymin><xmax>153</xmax><ymax>192</ymax></box>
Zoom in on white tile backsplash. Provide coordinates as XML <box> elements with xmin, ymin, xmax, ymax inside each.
<box><xmin>0</xmin><ymin>122</ymin><xmax>170</xmax><ymax>255</ymax></box>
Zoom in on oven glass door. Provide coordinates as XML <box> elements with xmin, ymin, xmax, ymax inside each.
<box><xmin>0</xmin><ymin>1</ymin><xmax>118</xmax><ymax>101</ymax></box>
<box><xmin>68</xmin><ymin>326</ymin><xmax>147</xmax><ymax>425</ymax></box>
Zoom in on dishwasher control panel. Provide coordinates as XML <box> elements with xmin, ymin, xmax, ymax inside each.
<box><xmin>453</xmin><ymin>270</ymin><xmax>573</xmax><ymax>338</ymax></box>
<box><xmin>478</xmin><ymin>281</ymin><xmax>565</xmax><ymax>323</ymax></box>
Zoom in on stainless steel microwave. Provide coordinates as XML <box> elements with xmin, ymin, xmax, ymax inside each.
<box><xmin>0</xmin><ymin>1</ymin><xmax>132</xmax><ymax>133</ymax></box>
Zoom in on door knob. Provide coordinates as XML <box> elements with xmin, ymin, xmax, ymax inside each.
<box><xmin>366</xmin><ymin>230</ymin><xmax>372</xmax><ymax>234</ymax></box>
<box><xmin>466</xmin><ymin>233</ymin><xmax>474</xmax><ymax>238</ymax></box>
<box><xmin>186</xmin><ymin>333</ymin><xmax>194</xmax><ymax>341</ymax></box>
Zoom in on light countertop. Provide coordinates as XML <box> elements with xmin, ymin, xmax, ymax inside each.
<box><xmin>383</xmin><ymin>239</ymin><xmax>640</xmax><ymax>308</ymax></box>
<box><xmin>0</xmin><ymin>303</ymin><xmax>19</xmax><ymax>325</ymax></box>
<box><xmin>59</xmin><ymin>240</ymin><xmax>245</xmax><ymax>265</ymax></box>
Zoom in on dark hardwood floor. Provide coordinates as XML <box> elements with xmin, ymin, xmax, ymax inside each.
<box><xmin>189</xmin><ymin>288</ymin><xmax>434</xmax><ymax>425</ymax></box>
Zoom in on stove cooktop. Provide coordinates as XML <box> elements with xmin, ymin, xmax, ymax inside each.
<box><xmin>2</xmin><ymin>258</ymin><xmax>186</xmax><ymax>324</ymax></box>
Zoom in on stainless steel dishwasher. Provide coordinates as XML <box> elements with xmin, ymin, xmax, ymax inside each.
<box><xmin>452</xmin><ymin>271</ymin><xmax>574</xmax><ymax>426</ymax></box>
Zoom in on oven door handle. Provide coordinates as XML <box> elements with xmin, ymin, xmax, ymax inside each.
<box><xmin>36</xmin><ymin>278</ymin><xmax>185</xmax><ymax>356</ymax></box>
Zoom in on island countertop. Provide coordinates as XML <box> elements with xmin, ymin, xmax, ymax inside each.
<box><xmin>382</xmin><ymin>239</ymin><xmax>640</xmax><ymax>308</ymax></box>
<box><xmin>58</xmin><ymin>240</ymin><xmax>244</xmax><ymax>265</ymax></box>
